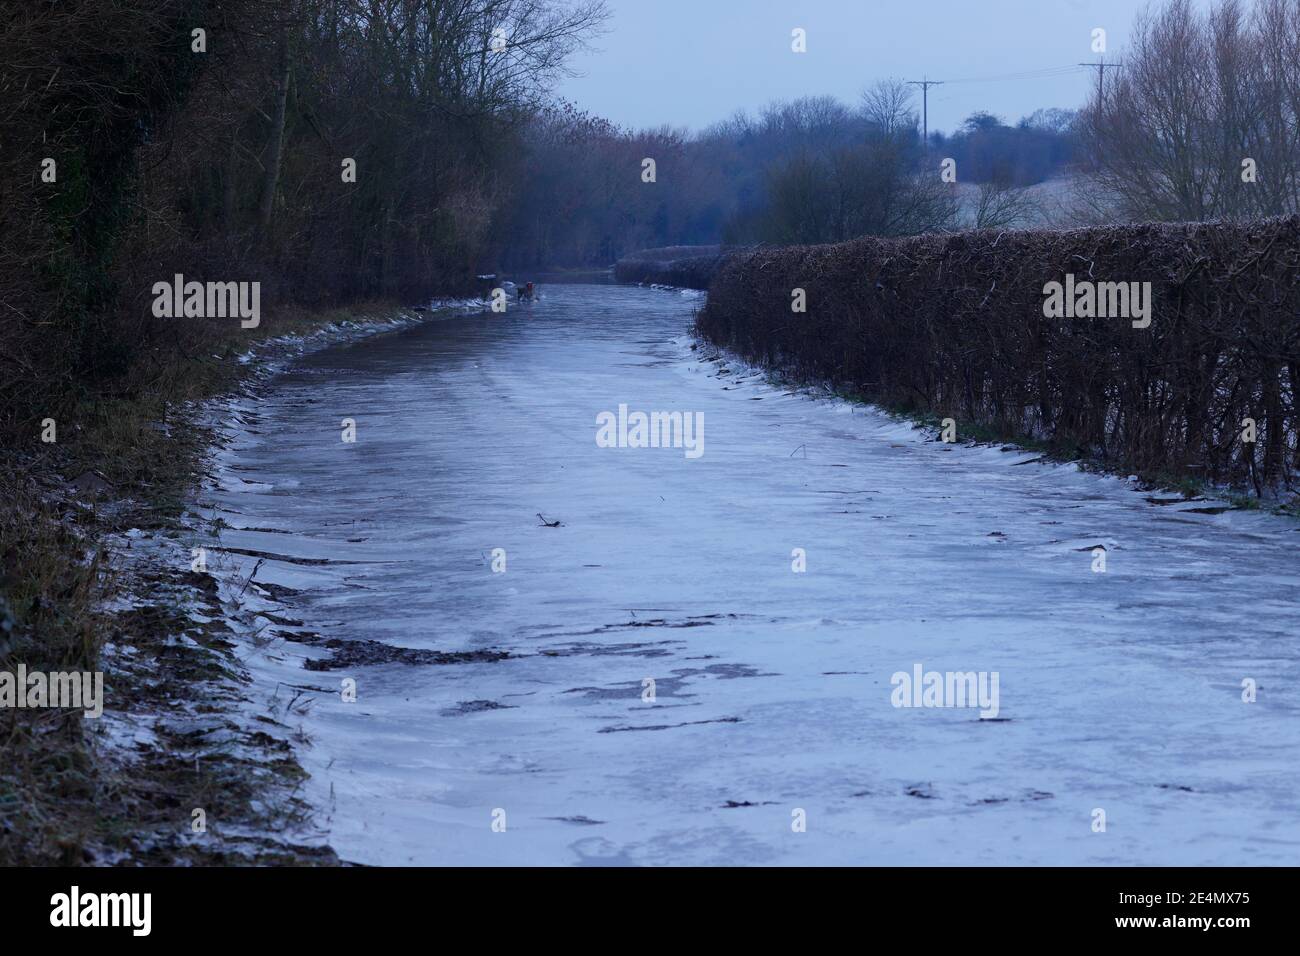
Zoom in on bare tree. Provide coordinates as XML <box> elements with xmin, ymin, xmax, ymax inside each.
<box><xmin>1083</xmin><ymin>0</ymin><xmax>1300</xmax><ymax>222</ymax></box>
<box><xmin>258</xmin><ymin>18</ymin><xmax>293</xmax><ymax>233</ymax></box>
<box><xmin>971</xmin><ymin>181</ymin><xmax>1038</xmax><ymax>230</ymax></box>
<box><xmin>860</xmin><ymin>79</ymin><xmax>918</xmax><ymax>143</ymax></box>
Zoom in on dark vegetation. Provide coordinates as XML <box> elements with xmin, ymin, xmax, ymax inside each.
<box><xmin>1</xmin><ymin>0</ymin><xmax>604</xmax><ymax>864</ymax></box>
<box><xmin>697</xmin><ymin>218</ymin><xmax>1300</xmax><ymax>497</ymax></box>
<box><xmin>1</xmin><ymin>0</ymin><xmax>607</xmax><ymax>449</ymax></box>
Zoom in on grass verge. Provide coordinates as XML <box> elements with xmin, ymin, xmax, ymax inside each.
<box><xmin>1</xmin><ymin>300</ymin><xmax>408</xmax><ymax>865</ymax></box>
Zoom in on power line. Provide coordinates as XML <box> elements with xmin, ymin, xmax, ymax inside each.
<box><xmin>907</xmin><ymin>63</ymin><xmax>1108</xmax><ymax>137</ymax></box>
<box><xmin>906</xmin><ymin>77</ymin><xmax>944</xmax><ymax>145</ymax></box>
<box><xmin>1078</xmin><ymin>57</ymin><xmax>1122</xmax><ymax>102</ymax></box>
<box><xmin>944</xmin><ymin>65</ymin><xmax>1089</xmax><ymax>85</ymax></box>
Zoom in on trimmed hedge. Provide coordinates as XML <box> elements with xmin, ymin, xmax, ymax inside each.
<box><xmin>696</xmin><ymin>218</ymin><xmax>1300</xmax><ymax>492</ymax></box>
<box><xmin>614</xmin><ymin>245</ymin><xmax>736</xmax><ymax>289</ymax></box>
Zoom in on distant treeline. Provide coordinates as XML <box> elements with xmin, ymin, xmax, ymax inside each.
<box><xmin>698</xmin><ymin>218</ymin><xmax>1300</xmax><ymax>493</ymax></box>
<box><xmin>584</xmin><ymin>0</ymin><xmax>1300</xmax><ymax>267</ymax></box>
<box><xmin>502</xmin><ymin>91</ymin><xmax>1081</xmax><ymax>270</ymax></box>
<box><xmin>931</xmin><ymin>108</ymin><xmax>1079</xmax><ymax>187</ymax></box>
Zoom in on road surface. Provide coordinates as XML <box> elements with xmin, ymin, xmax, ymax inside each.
<box><xmin>205</xmin><ymin>284</ymin><xmax>1300</xmax><ymax>865</ymax></box>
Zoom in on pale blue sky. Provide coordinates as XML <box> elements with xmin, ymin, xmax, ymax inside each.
<box><xmin>556</xmin><ymin>0</ymin><xmax>1223</xmax><ymax>133</ymax></box>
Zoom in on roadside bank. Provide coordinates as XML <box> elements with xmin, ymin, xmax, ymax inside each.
<box><xmin>0</xmin><ymin>299</ymin><xmax>480</xmax><ymax>865</ymax></box>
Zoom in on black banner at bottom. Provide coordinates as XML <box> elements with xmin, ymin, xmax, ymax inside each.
<box><xmin>0</xmin><ymin>866</ymin><xmax>1281</xmax><ymax>941</ymax></box>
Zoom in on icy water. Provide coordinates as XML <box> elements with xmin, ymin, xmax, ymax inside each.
<box><xmin>210</xmin><ymin>284</ymin><xmax>1300</xmax><ymax>866</ymax></box>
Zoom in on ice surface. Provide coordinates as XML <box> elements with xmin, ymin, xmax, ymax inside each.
<box><xmin>206</xmin><ymin>285</ymin><xmax>1300</xmax><ymax>866</ymax></box>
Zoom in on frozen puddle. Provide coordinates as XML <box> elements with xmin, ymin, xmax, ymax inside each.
<box><xmin>206</xmin><ymin>285</ymin><xmax>1300</xmax><ymax>866</ymax></box>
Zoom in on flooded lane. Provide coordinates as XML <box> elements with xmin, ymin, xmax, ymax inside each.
<box><xmin>207</xmin><ymin>284</ymin><xmax>1300</xmax><ymax>866</ymax></box>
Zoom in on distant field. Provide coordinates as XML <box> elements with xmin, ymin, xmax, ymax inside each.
<box><xmin>952</xmin><ymin>175</ymin><xmax>1108</xmax><ymax>230</ymax></box>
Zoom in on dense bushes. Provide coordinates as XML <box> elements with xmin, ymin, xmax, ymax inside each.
<box><xmin>697</xmin><ymin>218</ymin><xmax>1300</xmax><ymax>492</ymax></box>
<box><xmin>0</xmin><ymin>0</ymin><xmax>605</xmax><ymax>446</ymax></box>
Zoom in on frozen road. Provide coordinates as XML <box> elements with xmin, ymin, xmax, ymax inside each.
<box><xmin>205</xmin><ymin>284</ymin><xmax>1300</xmax><ymax>865</ymax></box>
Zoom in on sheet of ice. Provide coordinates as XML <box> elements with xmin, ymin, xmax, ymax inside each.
<box><xmin>206</xmin><ymin>284</ymin><xmax>1300</xmax><ymax>866</ymax></box>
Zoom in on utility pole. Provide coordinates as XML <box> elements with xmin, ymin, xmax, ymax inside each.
<box><xmin>1078</xmin><ymin>57</ymin><xmax>1118</xmax><ymax>104</ymax></box>
<box><xmin>906</xmin><ymin>77</ymin><xmax>943</xmax><ymax>148</ymax></box>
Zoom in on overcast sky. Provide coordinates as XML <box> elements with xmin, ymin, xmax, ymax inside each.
<box><xmin>555</xmin><ymin>0</ymin><xmax>1222</xmax><ymax>134</ymax></box>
